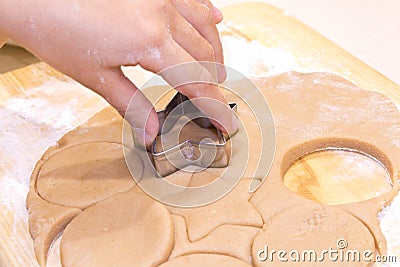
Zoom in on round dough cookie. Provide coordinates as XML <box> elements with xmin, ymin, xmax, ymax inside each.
<box><xmin>159</xmin><ymin>254</ymin><xmax>251</xmax><ymax>267</ymax></box>
<box><xmin>252</xmin><ymin>204</ymin><xmax>375</xmax><ymax>266</ymax></box>
<box><xmin>36</xmin><ymin>142</ymin><xmax>136</xmax><ymax>209</ymax></box>
<box><xmin>60</xmin><ymin>190</ymin><xmax>174</xmax><ymax>267</ymax></box>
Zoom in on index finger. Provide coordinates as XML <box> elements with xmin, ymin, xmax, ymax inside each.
<box><xmin>140</xmin><ymin>38</ymin><xmax>238</xmax><ymax>135</ymax></box>
<box><xmin>171</xmin><ymin>0</ymin><xmax>226</xmax><ymax>82</ymax></box>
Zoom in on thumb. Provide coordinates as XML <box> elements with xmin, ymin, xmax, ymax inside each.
<box><xmin>95</xmin><ymin>68</ymin><xmax>159</xmax><ymax>147</ymax></box>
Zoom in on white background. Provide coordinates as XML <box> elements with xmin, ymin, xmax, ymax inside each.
<box><xmin>214</xmin><ymin>0</ymin><xmax>400</xmax><ymax>85</ymax></box>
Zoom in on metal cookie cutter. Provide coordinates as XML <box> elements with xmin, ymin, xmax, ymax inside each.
<box><xmin>151</xmin><ymin>92</ymin><xmax>237</xmax><ymax>177</ymax></box>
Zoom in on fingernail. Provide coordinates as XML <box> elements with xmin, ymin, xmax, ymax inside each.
<box><xmin>133</xmin><ymin>127</ymin><xmax>153</xmax><ymax>148</ymax></box>
<box><xmin>218</xmin><ymin>64</ymin><xmax>227</xmax><ymax>83</ymax></box>
<box><xmin>213</xmin><ymin>7</ymin><xmax>223</xmax><ymax>23</ymax></box>
<box><xmin>215</xmin><ymin>113</ymin><xmax>238</xmax><ymax>136</ymax></box>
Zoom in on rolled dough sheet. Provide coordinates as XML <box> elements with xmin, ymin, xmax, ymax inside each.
<box><xmin>26</xmin><ymin>72</ymin><xmax>400</xmax><ymax>266</ymax></box>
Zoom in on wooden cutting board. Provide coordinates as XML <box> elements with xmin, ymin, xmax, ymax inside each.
<box><xmin>1</xmin><ymin>2</ymin><xmax>399</xmax><ymax>267</ymax></box>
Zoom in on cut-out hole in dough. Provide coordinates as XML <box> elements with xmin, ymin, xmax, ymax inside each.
<box><xmin>283</xmin><ymin>149</ymin><xmax>392</xmax><ymax>205</ymax></box>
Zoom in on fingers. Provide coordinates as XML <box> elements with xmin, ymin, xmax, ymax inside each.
<box><xmin>170</xmin><ymin>0</ymin><xmax>226</xmax><ymax>82</ymax></box>
<box><xmin>0</xmin><ymin>35</ymin><xmax>6</xmax><ymax>48</ymax></box>
<box><xmin>193</xmin><ymin>0</ymin><xmax>223</xmax><ymax>24</ymax></box>
<box><xmin>140</xmin><ymin>38</ymin><xmax>237</xmax><ymax>135</ymax></box>
<box><xmin>93</xmin><ymin>68</ymin><xmax>159</xmax><ymax>147</ymax></box>
<box><xmin>169</xmin><ymin>9</ymin><xmax>216</xmax><ymax>64</ymax></box>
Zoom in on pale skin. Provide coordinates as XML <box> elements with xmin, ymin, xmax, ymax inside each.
<box><xmin>0</xmin><ymin>0</ymin><xmax>238</xmax><ymax>147</ymax></box>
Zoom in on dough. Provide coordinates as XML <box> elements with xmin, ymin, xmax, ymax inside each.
<box><xmin>169</xmin><ymin>214</ymin><xmax>260</xmax><ymax>264</ymax></box>
<box><xmin>60</xmin><ymin>190</ymin><xmax>174</xmax><ymax>267</ymax></box>
<box><xmin>25</xmin><ymin>107</ymin><xmax>132</xmax><ymax>266</ymax></box>
<box><xmin>26</xmin><ymin>72</ymin><xmax>400</xmax><ymax>266</ymax></box>
<box><xmin>164</xmin><ymin>168</ymin><xmax>226</xmax><ymax>189</ymax></box>
<box><xmin>152</xmin><ymin>86</ymin><xmax>262</xmax><ymax>180</ymax></box>
<box><xmin>36</xmin><ymin>142</ymin><xmax>135</xmax><ymax>209</ymax></box>
<box><xmin>55</xmin><ymin>106</ymin><xmax>125</xmax><ymax>150</ymax></box>
<box><xmin>250</xmin><ymin>72</ymin><xmax>400</xmax><ymax>253</ymax></box>
<box><xmin>159</xmin><ymin>254</ymin><xmax>251</xmax><ymax>267</ymax></box>
<box><xmin>188</xmin><ymin>168</ymin><xmax>227</xmax><ymax>188</ymax></box>
<box><xmin>146</xmin><ymin>117</ymin><xmax>228</xmax><ymax>188</ymax></box>
<box><xmin>155</xmin><ymin>119</ymin><xmax>220</xmax><ymax>153</ymax></box>
<box><xmin>252</xmin><ymin>204</ymin><xmax>375</xmax><ymax>266</ymax></box>
<box><xmin>167</xmin><ymin>179</ymin><xmax>263</xmax><ymax>242</ymax></box>
<box><xmin>26</xmin><ymin>191</ymin><xmax>81</xmax><ymax>267</ymax></box>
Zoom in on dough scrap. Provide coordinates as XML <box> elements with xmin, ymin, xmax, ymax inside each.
<box><xmin>252</xmin><ymin>204</ymin><xmax>375</xmax><ymax>267</ymax></box>
<box><xmin>159</xmin><ymin>253</ymin><xmax>251</xmax><ymax>267</ymax></box>
<box><xmin>60</xmin><ymin>190</ymin><xmax>174</xmax><ymax>267</ymax></box>
<box><xmin>36</xmin><ymin>142</ymin><xmax>136</xmax><ymax>209</ymax></box>
<box><xmin>26</xmin><ymin>191</ymin><xmax>81</xmax><ymax>267</ymax></box>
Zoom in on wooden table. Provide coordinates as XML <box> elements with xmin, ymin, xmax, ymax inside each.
<box><xmin>1</xmin><ymin>2</ymin><xmax>399</xmax><ymax>266</ymax></box>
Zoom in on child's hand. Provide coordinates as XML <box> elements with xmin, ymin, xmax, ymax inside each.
<box><xmin>0</xmin><ymin>0</ymin><xmax>238</xmax><ymax>146</ymax></box>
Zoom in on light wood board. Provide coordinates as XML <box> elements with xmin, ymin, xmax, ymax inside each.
<box><xmin>0</xmin><ymin>2</ymin><xmax>399</xmax><ymax>267</ymax></box>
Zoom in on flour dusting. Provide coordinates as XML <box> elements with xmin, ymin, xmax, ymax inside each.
<box><xmin>379</xmin><ymin>196</ymin><xmax>400</xmax><ymax>266</ymax></box>
<box><xmin>221</xmin><ymin>35</ymin><xmax>298</xmax><ymax>78</ymax></box>
<box><xmin>0</xmin><ymin>79</ymin><xmax>108</xmax><ymax>221</ymax></box>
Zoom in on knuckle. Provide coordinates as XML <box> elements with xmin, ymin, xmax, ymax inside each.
<box><xmin>180</xmin><ymin>82</ymin><xmax>215</xmax><ymax>98</ymax></box>
<box><xmin>145</xmin><ymin>26</ymin><xmax>168</xmax><ymax>46</ymax></box>
<box><xmin>198</xmin><ymin>3</ymin><xmax>213</xmax><ymax>22</ymax></box>
<box><xmin>159</xmin><ymin>0</ymin><xmax>172</xmax><ymax>14</ymax></box>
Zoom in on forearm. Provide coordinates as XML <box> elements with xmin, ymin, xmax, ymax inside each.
<box><xmin>0</xmin><ymin>0</ymin><xmax>36</xmax><ymax>44</ymax></box>
<box><xmin>0</xmin><ymin>0</ymin><xmax>72</xmax><ymax>55</ymax></box>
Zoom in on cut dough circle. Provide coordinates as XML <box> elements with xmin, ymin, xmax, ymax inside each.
<box><xmin>36</xmin><ymin>142</ymin><xmax>136</xmax><ymax>209</ymax></box>
<box><xmin>60</xmin><ymin>190</ymin><xmax>174</xmax><ymax>267</ymax></box>
<box><xmin>159</xmin><ymin>253</ymin><xmax>251</xmax><ymax>267</ymax></box>
<box><xmin>252</xmin><ymin>204</ymin><xmax>375</xmax><ymax>266</ymax></box>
